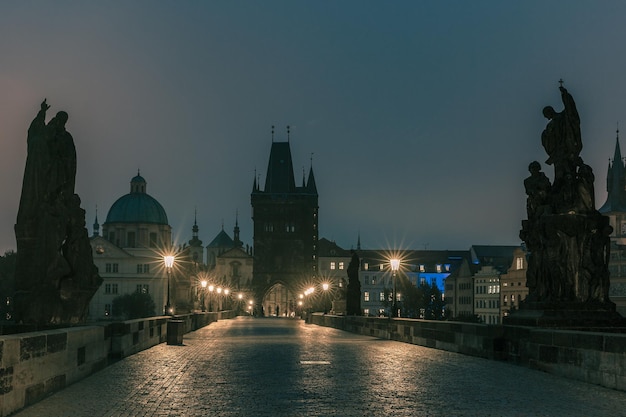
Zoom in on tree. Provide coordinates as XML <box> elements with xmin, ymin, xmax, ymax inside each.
<box><xmin>397</xmin><ymin>275</ymin><xmax>447</xmax><ymax>320</ymax></box>
<box><xmin>421</xmin><ymin>283</ymin><xmax>446</xmax><ymax>320</ymax></box>
<box><xmin>112</xmin><ymin>291</ymin><xmax>156</xmax><ymax>320</ymax></box>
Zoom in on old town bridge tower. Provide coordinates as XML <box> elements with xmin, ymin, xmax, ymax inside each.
<box><xmin>251</xmin><ymin>135</ymin><xmax>318</xmax><ymax>316</ymax></box>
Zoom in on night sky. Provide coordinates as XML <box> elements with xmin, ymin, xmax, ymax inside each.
<box><xmin>1</xmin><ymin>1</ymin><xmax>625</xmax><ymax>254</ymax></box>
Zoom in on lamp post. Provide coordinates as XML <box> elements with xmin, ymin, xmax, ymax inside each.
<box><xmin>208</xmin><ymin>285</ymin><xmax>214</xmax><ymax>312</ymax></box>
<box><xmin>390</xmin><ymin>258</ymin><xmax>400</xmax><ymax>318</ymax></box>
<box><xmin>163</xmin><ymin>254</ymin><xmax>175</xmax><ymax>315</ymax></box>
<box><xmin>224</xmin><ymin>289</ymin><xmax>230</xmax><ymax>310</ymax></box>
<box><xmin>237</xmin><ymin>293</ymin><xmax>243</xmax><ymax>313</ymax></box>
<box><xmin>322</xmin><ymin>282</ymin><xmax>330</xmax><ymax>314</ymax></box>
<box><xmin>200</xmin><ymin>280</ymin><xmax>207</xmax><ymax>312</ymax></box>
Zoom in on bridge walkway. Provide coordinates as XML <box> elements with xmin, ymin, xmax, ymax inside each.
<box><xmin>12</xmin><ymin>316</ymin><xmax>626</xmax><ymax>416</ymax></box>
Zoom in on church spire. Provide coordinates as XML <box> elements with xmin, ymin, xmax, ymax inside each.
<box><xmin>599</xmin><ymin>125</ymin><xmax>626</xmax><ymax>213</ymax></box>
<box><xmin>93</xmin><ymin>206</ymin><xmax>100</xmax><ymax>237</ymax></box>
<box><xmin>233</xmin><ymin>210</ymin><xmax>242</xmax><ymax>248</ymax></box>
<box><xmin>188</xmin><ymin>208</ymin><xmax>203</xmax><ymax>248</ymax></box>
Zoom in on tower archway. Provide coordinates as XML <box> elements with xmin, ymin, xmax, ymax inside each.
<box><xmin>262</xmin><ymin>282</ymin><xmax>297</xmax><ymax>317</ymax></box>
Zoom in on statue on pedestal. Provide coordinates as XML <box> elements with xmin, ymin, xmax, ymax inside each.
<box><xmin>513</xmin><ymin>82</ymin><xmax>624</xmax><ymax>327</ymax></box>
<box><xmin>13</xmin><ymin>100</ymin><xmax>102</xmax><ymax>325</ymax></box>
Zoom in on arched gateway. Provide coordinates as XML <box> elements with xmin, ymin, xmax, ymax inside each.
<box><xmin>262</xmin><ymin>282</ymin><xmax>297</xmax><ymax>317</ymax></box>
<box><xmin>251</xmin><ymin>135</ymin><xmax>318</xmax><ymax>317</ymax></box>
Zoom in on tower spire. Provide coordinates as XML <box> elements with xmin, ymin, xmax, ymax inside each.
<box><xmin>234</xmin><ymin>209</ymin><xmax>242</xmax><ymax>248</ymax></box>
<box><xmin>93</xmin><ymin>205</ymin><xmax>100</xmax><ymax>237</ymax></box>
<box><xmin>599</xmin><ymin>123</ymin><xmax>626</xmax><ymax>213</ymax></box>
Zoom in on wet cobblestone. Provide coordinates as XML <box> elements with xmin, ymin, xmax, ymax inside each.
<box><xmin>12</xmin><ymin>317</ymin><xmax>626</xmax><ymax>416</ymax></box>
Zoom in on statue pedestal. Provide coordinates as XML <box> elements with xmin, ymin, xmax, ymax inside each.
<box><xmin>332</xmin><ymin>299</ymin><xmax>346</xmax><ymax>315</ymax></box>
<box><xmin>504</xmin><ymin>301</ymin><xmax>626</xmax><ymax>329</ymax></box>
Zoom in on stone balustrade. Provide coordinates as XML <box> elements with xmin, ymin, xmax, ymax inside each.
<box><xmin>311</xmin><ymin>314</ymin><xmax>626</xmax><ymax>391</ymax></box>
<box><xmin>0</xmin><ymin>311</ymin><xmax>236</xmax><ymax>416</ymax></box>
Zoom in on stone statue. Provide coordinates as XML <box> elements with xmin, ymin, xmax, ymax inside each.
<box><xmin>524</xmin><ymin>161</ymin><xmax>551</xmax><ymax>220</ymax></box>
<box><xmin>13</xmin><ymin>100</ymin><xmax>101</xmax><ymax>325</ymax></box>
<box><xmin>541</xmin><ymin>83</ymin><xmax>582</xmax><ymax>186</ymax></box>
<box><xmin>345</xmin><ymin>250</ymin><xmax>361</xmax><ymax>315</ymax></box>
<box><xmin>514</xmin><ymin>83</ymin><xmax>623</xmax><ymax>327</ymax></box>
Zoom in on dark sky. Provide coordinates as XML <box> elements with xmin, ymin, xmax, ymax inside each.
<box><xmin>1</xmin><ymin>1</ymin><xmax>625</xmax><ymax>254</ymax></box>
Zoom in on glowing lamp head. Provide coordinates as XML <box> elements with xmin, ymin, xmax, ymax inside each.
<box><xmin>322</xmin><ymin>283</ymin><xmax>329</xmax><ymax>291</ymax></box>
<box><xmin>164</xmin><ymin>255</ymin><xmax>175</xmax><ymax>269</ymax></box>
<box><xmin>209</xmin><ymin>285</ymin><xmax>214</xmax><ymax>292</ymax></box>
<box><xmin>201</xmin><ymin>280</ymin><xmax>208</xmax><ymax>288</ymax></box>
<box><xmin>390</xmin><ymin>258</ymin><xmax>400</xmax><ymax>272</ymax></box>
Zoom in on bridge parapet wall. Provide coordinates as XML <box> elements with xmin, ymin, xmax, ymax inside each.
<box><xmin>0</xmin><ymin>311</ymin><xmax>237</xmax><ymax>416</ymax></box>
<box><xmin>0</xmin><ymin>326</ymin><xmax>109</xmax><ymax>416</ymax></box>
<box><xmin>311</xmin><ymin>314</ymin><xmax>626</xmax><ymax>392</ymax></box>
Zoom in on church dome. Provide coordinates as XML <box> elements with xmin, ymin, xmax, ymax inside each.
<box><xmin>104</xmin><ymin>173</ymin><xmax>169</xmax><ymax>225</ymax></box>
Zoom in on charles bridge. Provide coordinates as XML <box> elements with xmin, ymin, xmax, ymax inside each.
<box><xmin>1</xmin><ymin>313</ymin><xmax>625</xmax><ymax>416</ymax></box>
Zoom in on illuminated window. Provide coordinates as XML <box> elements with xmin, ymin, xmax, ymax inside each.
<box><xmin>436</xmin><ymin>264</ymin><xmax>442</xmax><ymax>273</ymax></box>
<box><xmin>419</xmin><ymin>265</ymin><xmax>425</xmax><ymax>272</ymax></box>
<box><xmin>364</xmin><ymin>292</ymin><xmax>370</xmax><ymax>301</ymax></box>
<box><xmin>516</xmin><ymin>257</ymin><xmax>524</xmax><ymax>270</ymax></box>
<box><xmin>364</xmin><ymin>262</ymin><xmax>369</xmax><ymax>270</ymax></box>
<box><xmin>330</xmin><ymin>262</ymin><xmax>336</xmax><ymax>270</ymax></box>
<box><xmin>445</xmin><ymin>264</ymin><xmax>451</xmax><ymax>272</ymax></box>
<box><xmin>379</xmin><ymin>264</ymin><xmax>383</xmax><ymax>271</ymax></box>
<box><xmin>371</xmin><ymin>276</ymin><xmax>376</xmax><ymax>285</ymax></box>
<box><xmin>339</xmin><ymin>262</ymin><xmax>344</xmax><ymax>270</ymax></box>
<box><xmin>364</xmin><ymin>308</ymin><xmax>370</xmax><ymax>315</ymax></box>
<box><xmin>379</xmin><ymin>292</ymin><xmax>385</xmax><ymax>301</ymax></box>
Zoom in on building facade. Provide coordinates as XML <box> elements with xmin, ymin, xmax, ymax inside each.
<box><xmin>89</xmin><ymin>173</ymin><xmax>173</xmax><ymax>320</ymax></box>
<box><xmin>500</xmin><ymin>247</ymin><xmax>528</xmax><ymax>320</ymax></box>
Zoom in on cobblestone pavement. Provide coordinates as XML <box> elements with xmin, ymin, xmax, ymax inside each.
<box><xmin>12</xmin><ymin>316</ymin><xmax>626</xmax><ymax>417</ymax></box>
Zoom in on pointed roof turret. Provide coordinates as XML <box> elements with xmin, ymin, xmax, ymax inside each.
<box><xmin>188</xmin><ymin>209</ymin><xmax>203</xmax><ymax>247</ymax></box>
<box><xmin>92</xmin><ymin>206</ymin><xmax>100</xmax><ymax>237</ymax></box>
<box><xmin>599</xmin><ymin>127</ymin><xmax>626</xmax><ymax>213</ymax></box>
<box><xmin>264</xmin><ymin>141</ymin><xmax>296</xmax><ymax>193</ymax></box>
<box><xmin>306</xmin><ymin>165</ymin><xmax>317</xmax><ymax>194</ymax></box>
<box><xmin>233</xmin><ymin>210</ymin><xmax>243</xmax><ymax>248</ymax></box>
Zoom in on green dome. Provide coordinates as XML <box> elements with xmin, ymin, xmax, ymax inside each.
<box><xmin>104</xmin><ymin>174</ymin><xmax>169</xmax><ymax>225</ymax></box>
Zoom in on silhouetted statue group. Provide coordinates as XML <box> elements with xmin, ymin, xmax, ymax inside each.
<box><xmin>521</xmin><ymin>83</ymin><xmax>613</xmax><ymax>310</ymax></box>
<box><xmin>13</xmin><ymin>100</ymin><xmax>101</xmax><ymax>325</ymax></box>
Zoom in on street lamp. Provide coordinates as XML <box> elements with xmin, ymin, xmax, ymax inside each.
<box><xmin>200</xmin><ymin>280</ymin><xmax>207</xmax><ymax>312</ymax></box>
<box><xmin>322</xmin><ymin>282</ymin><xmax>330</xmax><ymax>314</ymax></box>
<box><xmin>390</xmin><ymin>258</ymin><xmax>400</xmax><ymax>318</ymax></box>
<box><xmin>208</xmin><ymin>285</ymin><xmax>214</xmax><ymax>312</ymax></box>
<box><xmin>224</xmin><ymin>289</ymin><xmax>230</xmax><ymax>310</ymax></box>
<box><xmin>163</xmin><ymin>254</ymin><xmax>175</xmax><ymax>315</ymax></box>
